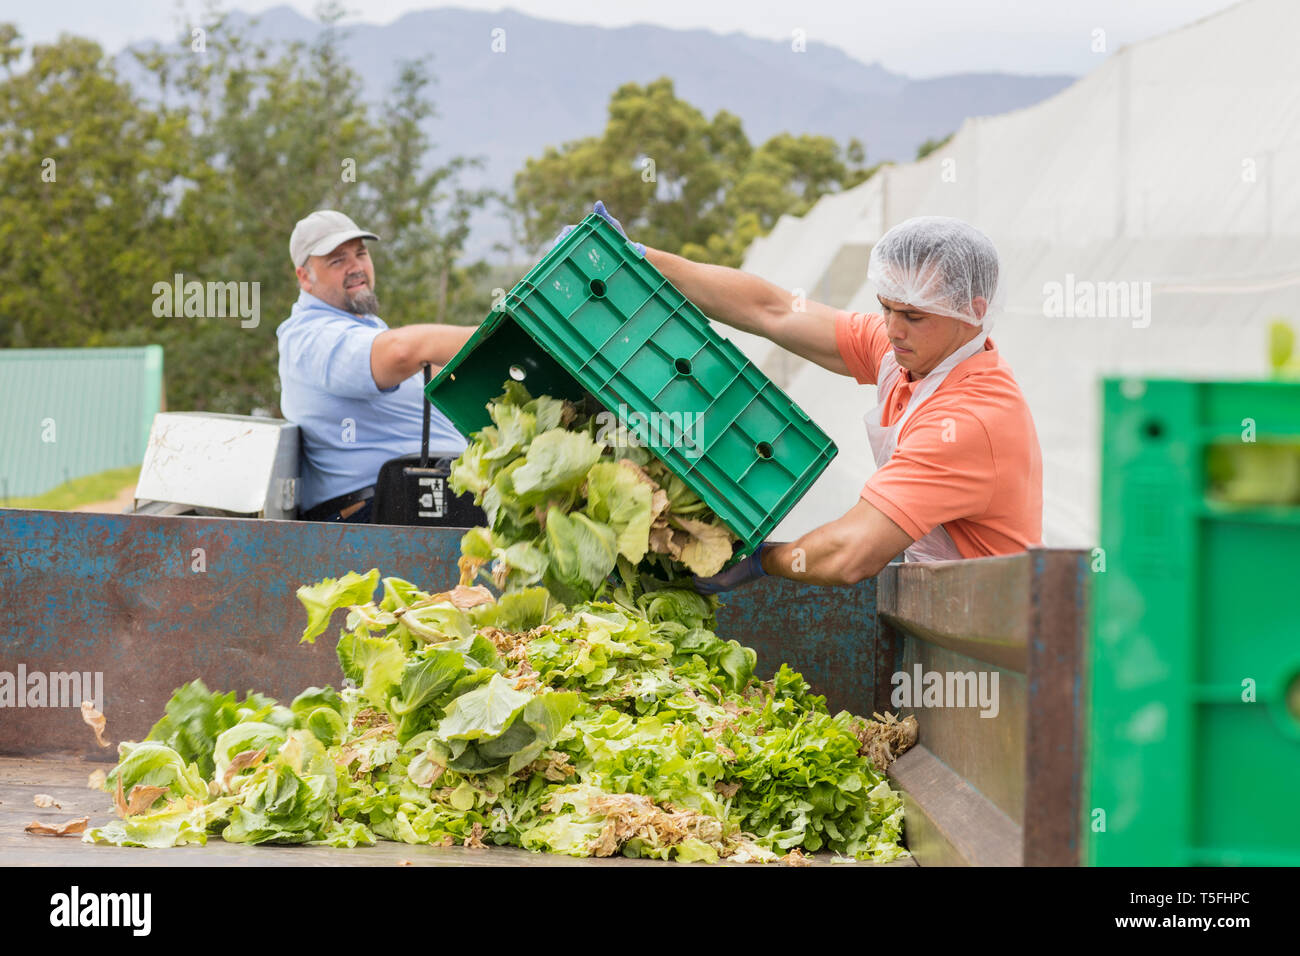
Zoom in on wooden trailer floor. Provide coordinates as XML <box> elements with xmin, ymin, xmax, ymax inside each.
<box><xmin>1</xmin><ymin>757</ymin><xmax>913</xmax><ymax>867</ymax></box>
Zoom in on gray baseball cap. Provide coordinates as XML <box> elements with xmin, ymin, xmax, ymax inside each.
<box><xmin>289</xmin><ymin>210</ymin><xmax>380</xmax><ymax>268</ymax></box>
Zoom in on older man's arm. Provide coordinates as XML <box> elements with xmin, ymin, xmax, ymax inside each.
<box><xmin>370</xmin><ymin>324</ymin><xmax>476</xmax><ymax>390</ymax></box>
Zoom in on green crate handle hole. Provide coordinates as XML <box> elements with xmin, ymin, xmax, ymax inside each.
<box><xmin>674</xmin><ymin>357</ymin><xmax>692</xmax><ymax>376</ymax></box>
<box><xmin>589</xmin><ymin>279</ymin><xmax>607</xmax><ymax>298</ymax></box>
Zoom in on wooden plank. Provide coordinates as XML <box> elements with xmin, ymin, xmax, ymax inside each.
<box><xmin>888</xmin><ymin>745</ymin><xmax>1021</xmax><ymax>867</ymax></box>
<box><xmin>0</xmin><ymin>757</ymin><xmax>913</xmax><ymax>867</ymax></box>
<box><xmin>879</xmin><ymin>553</ymin><xmax>1032</xmax><ymax>672</ymax></box>
<box><xmin>875</xmin><ymin>548</ymin><xmax>1091</xmax><ymax>867</ymax></box>
<box><xmin>897</xmin><ymin>641</ymin><xmax>1026</xmax><ymax>825</ymax></box>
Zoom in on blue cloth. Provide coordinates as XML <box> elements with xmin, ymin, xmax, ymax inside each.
<box><xmin>276</xmin><ymin>291</ymin><xmax>466</xmax><ymax>510</ymax></box>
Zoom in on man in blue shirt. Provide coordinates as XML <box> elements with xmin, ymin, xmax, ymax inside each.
<box><xmin>277</xmin><ymin>210</ymin><xmax>474</xmax><ymax>522</ymax></box>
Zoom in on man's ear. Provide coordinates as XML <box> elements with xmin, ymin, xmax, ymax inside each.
<box><xmin>971</xmin><ymin>296</ymin><xmax>988</xmax><ymax>321</ymax></box>
<box><xmin>295</xmin><ymin>263</ymin><xmax>313</xmax><ymax>294</ymax></box>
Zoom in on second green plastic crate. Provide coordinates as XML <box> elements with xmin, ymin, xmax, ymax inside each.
<box><xmin>425</xmin><ymin>213</ymin><xmax>837</xmax><ymax>556</ymax></box>
<box><xmin>1089</xmin><ymin>377</ymin><xmax>1300</xmax><ymax>866</ymax></box>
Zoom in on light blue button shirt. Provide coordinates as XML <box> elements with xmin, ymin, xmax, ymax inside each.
<box><xmin>276</xmin><ymin>291</ymin><xmax>467</xmax><ymax>511</ymax></box>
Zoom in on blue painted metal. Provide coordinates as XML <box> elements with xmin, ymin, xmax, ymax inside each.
<box><xmin>715</xmin><ymin>576</ymin><xmax>877</xmax><ymax>716</ymax></box>
<box><xmin>0</xmin><ymin>510</ymin><xmax>878</xmax><ymax>757</ymax></box>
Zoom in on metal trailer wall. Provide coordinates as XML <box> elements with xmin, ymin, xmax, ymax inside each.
<box><xmin>0</xmin><ymin>511</ymin><xmax>878</xmax><ymax>757</ymax></box>
<box><xmin>0</xmin><ymin>511</ymin><xmax>1090</xmax><ymax>866</ymax></box>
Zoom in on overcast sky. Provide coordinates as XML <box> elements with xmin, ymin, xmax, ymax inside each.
<box><xmin>10</xmin><ymin>0</ymin><xmax>1242</xmax><ymax>77</ymax></box>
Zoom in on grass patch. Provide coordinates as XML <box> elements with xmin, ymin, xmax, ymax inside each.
<box><xmin>4</xmin><ymin>466</ymin><xmax>141</xmax><ymax>510</ymax></box>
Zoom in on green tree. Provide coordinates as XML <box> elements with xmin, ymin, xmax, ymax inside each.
<box><xmin>3</xmin><ymin>3</ymin><xmax>491</xmax><ymax>415</ymax></box>
<box><xmin>0</xmin><ymin>25</ymin><xmax>188</xmax><ymax>350</ymax></box>
<box><xmin>915</xmin><ymin>132</ymin><xmax>953</xmax><ymax>160</ymax></box>
<box><xmin>357</xmin><ymin>59</ymin><xmax>494</xmax><ymax>329</ymax></box>
<box><xmin>512</xmin><ymin>77</ymin><xmax>875</xmax><ymax>267</ymax></box>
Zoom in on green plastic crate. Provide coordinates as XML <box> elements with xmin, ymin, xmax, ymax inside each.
<box><xmin>1089</xmin><ymin>378</ymin><xmax>1300</xmax><ymax>866</ymax></box>
<box><xmin>425</xmin><ymin>213</ymin><xmax>837</xmax><ymax>556</ymax></box>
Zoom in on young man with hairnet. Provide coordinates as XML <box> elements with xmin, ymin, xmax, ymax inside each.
<box><xmin>568</xmin><ymin>203</ymin><xmax>1042</xmax><ymax>592</ymax></box>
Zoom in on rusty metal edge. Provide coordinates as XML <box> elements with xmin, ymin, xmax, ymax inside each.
<box><xmin>871</xmin><ymin>565</ymin><xmax>901</xmax><ymax>715</ymax></box>
<box><xmin>1021</xmin><ymin>547</ymin><xmax>1089</xmax><ymax>867</ymax></box>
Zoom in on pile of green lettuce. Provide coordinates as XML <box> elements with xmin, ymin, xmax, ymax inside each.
<box><xmin>85</xmin><ymin>570</ymin><xmax>908</xmax><ymax>863</ymax></box>
<box><xmin>450</xmin><ymin>382</ymin><xmax>739</xmax><ymax>601</ymax></box>
<box><xmin>86</xmin><ymin>383</ymin><xmax>907</xmax><ymax>862</ymax></box>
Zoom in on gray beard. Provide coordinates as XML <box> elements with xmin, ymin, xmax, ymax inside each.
<box><xmin>343</xmin><ymin>286</ymin><xmax>380</xmax><ymax>315</ymax></box>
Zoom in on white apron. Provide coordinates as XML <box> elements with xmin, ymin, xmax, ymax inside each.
<box><xmin>865</xmin><ymin>331</ymin><xmax>989</xmax><ymax>562</ymax></box>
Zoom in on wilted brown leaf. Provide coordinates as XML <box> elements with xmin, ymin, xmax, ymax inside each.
<box><xmin>113</xmin><ymin>772</ymin><xmax>128</xmax><ymax>817</ymax></box>
<box><xmin>25</xmin><ymin>816</ymin><xmax>89</xmax><ymax>836</ymax></box>
<box><xmin>81</xmin><ymin>701</ymin><xmax>110</xmax><ymax>748</ymax></box>
<box><xmin>221</xmin><ymin>747</ymin><xmax>268</xmax><ymax>792</ymax></box>
<box><xmin>854</xmin><ymin>711</ymin><xmax>920</xmax><ymax>771</ymax></box>
<box><xmin>648</xmin><ymin>522</ymin><xmax>679</xmax><ymax>557</ymax></box>
<box><xmin>671</xmin><ymin>516</ymin><xmax>734</xmax><ymax>576</ymax></box>
<box><xmin>463</xmin><ymin>821</ymin><xmax>486</xmax><ymax>849</ymax></box>
<box><xmin>125</xmin><ymin>785</ymin><xmax>170</xmax><ymax>815</ymax></box>
<box><xmin>422</xmin><ymin>585</ymin><xmax>495</xmax><ymax>610</ymax></box>
<box><xmin>33</xmin><ymin>794</ymin><xmax>60</xmax><ymax>809</ymax></box>
<box><xmin>457</xmin><ymin>554</ymin><xmax>486</xmax><ymax>587</ymax></box>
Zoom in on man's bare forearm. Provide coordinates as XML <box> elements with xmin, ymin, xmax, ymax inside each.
<box><xmin>645</xmin><ymin>247</ymin><xmax>785</xmax><ymax>337</ymax></box>
<box><xmin>759</xmin><ymin>499</ymin><xmax>914</xmax><ymax>586</ymax></box>
<box><xmin>645</xmin><ymin>247</ymin><xmax>849</xmax><ymax>375</ymax></box>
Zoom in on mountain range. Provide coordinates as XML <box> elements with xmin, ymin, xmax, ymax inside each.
<box><xmin>119</xmin><ymin>5</ymin><xmax>1077</xmax><ymax>258</ymax></box>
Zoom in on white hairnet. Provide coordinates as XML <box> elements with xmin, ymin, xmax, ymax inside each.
<box><xmin>867</xmin><ymin>216</ymin><xmax>1000</xmax><ymax>327</ymax></box>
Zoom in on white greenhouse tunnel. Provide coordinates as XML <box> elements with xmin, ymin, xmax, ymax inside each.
<box><xmin>719</xmin><ymin>0</ymin><xmax>1300</xmax><ymax>547</ymax></box>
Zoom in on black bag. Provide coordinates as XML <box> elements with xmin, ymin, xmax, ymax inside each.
<box><xmin>371</xmin><ymin>365</ymin><xmax>486</xmax><ymax>527</ymax></box>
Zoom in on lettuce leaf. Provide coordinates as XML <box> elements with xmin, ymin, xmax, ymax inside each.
<box><xmin>106</xmin><ymin>742</ymin><xmax>209</xmax><ymax>803</ymax></box>
<box><xmin>297</xmin><ymin>569</ymin><xmax>381</xmax><ymax>644</ymax></box>
<box><xmin>545</xmin><ymin>508</ymin><xmax>618</xmax><ymax>599</ymax></box>
<box><xmin>585</xmin><ymin>460</ymin><xmax>654</xmax><ymax>563</ymax></box>
<box><xmin>336</xmin><ymin>630</ymin><xmax>406</xmax><ymax>710</ymax></box>
<box><xmin>145</xmin><ymin>680</ymin><xmax>280</xmax><ymax>778</ymax></box>
<box><xmin>85</xmin><ymin>801</ymin><xmax>216</xmax><ymax>849</ymax></box>
<box><xmin>390</xmin><ymin>648</ymin><xmax>469</xmax><ymax>718</ymax></box>
<box><xmin>511</xmin><ymin>430</ymin><xmax>605</xmax><ymax>502</ymax></box>
<box><xmin>437</xmin><ymin>674</ymin><xmax>534</xmax><ymax>742</ymax></box>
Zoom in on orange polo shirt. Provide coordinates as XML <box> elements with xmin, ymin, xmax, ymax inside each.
<box><xmin>834</xmin><ymin>311</ymin><xmax>1043</xmax><ymax>558</ymax></box>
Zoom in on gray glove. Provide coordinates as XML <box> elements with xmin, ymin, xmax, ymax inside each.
<box><xmin>552</xmin><ymin>200</ymin><xmax>645</xmax><ymax>256</ymax></box>
<box><xmin>693</xmin><ymin>544</ymin><xmax>770</xmax><ymax>595</ymax></box>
